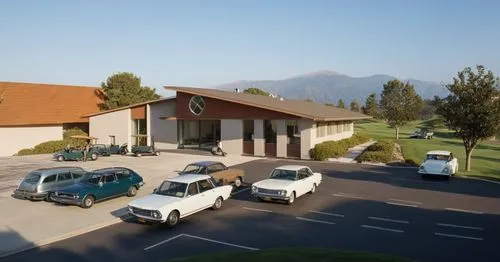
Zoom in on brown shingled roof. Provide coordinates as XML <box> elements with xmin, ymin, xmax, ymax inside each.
<box><xmin>0</xmin><ymin>81</ymin><xmax>103</xmax><ymax>127</ymax></box>
<box><xmin>164</xmin><ymin>86</ymin><xmax>371</xmax><ymax>121</ymax></box>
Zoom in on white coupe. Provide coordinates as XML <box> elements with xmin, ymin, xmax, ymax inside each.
<box><xmin>251</xmin><ymin>165</ymin><xmax>322</xmax><ymax>205</ymax></box>
<box><xmin>127</xmin><ymin>174</ymin><xmax>233</xmax><ymax>227</ymax></box>
<box><xmin>418</xmin><ymin>150</ymin><xmax>458</xmax><ymax>179</ymax></box>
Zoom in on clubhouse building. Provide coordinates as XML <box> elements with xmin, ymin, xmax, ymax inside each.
<box><xmin>86</xmin><ymin>86</ymin><xmax>371</xmax><ymax>159</ymax></box>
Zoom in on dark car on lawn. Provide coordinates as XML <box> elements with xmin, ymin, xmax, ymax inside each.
<box><xmin>13</xmin><ymin>167</ymin><xmax>87</xmax><ymax>201</ymax></box>
<box><xmin>51</xmin><ymin>167</ymin><xmax>144</xmax><ymax>208</ymax></box>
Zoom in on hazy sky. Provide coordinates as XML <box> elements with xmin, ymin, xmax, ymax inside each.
<box><xmin>1</xmin><ymin>0</ymin><xmax>499</xmax><ymax>96</ymax></box>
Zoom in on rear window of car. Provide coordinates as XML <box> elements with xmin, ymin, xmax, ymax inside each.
<box><xmin>24</xmin><ymin>172</ymin><xmax>41</xmax><ymax>183</ymax></box>
<box><xmin>43</xmin><ymin>175</ymin><xmax>57</xmax><ymax>183</ymax></box>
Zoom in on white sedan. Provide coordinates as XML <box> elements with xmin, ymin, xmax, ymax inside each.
<box><xmin>127</xmin><ymin>174</ymin><xmax>233</xmax><ymax>227</ymax></box>
<box><xmin>251</xmin><ymin>165</ymin><xmax>322</xmax><ymax>205</ymax></box>
<box><xmin>418</xmin><ymin>150</ymin><xmax>458</xmax><ymax>179</ymax></box>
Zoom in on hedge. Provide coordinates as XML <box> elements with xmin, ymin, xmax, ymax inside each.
<box><xmin>16</xmin><ymin>127</ymin><xmax>88</xmax><ymax>156</ymax></box>
<box><xmin>310</xmin><ymin>133</ymin><xmax>371</xmax><ymax>161</ymax></box>
<box><xmin>356</xmin><ymin>139</ymin><xmax>395</xmax><ymax>163</ymax></box>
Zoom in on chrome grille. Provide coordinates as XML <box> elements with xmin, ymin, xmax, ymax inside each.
<box><xmin>257</xmin><ymin>188</ymin><xmax>280</xmax><ymax>195</ymax></box>
<box><xmin>132</xmin><ymin>207</ymin><xmax>152</xmax><ymax>217</ymax></box>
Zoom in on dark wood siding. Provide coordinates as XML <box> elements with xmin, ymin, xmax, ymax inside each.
<box><xmin>131</xmin><ymin>106</ymin><xmax>146</xmax><ymax>119</ymax></box>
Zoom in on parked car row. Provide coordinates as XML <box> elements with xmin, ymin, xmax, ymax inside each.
<box><xmin>13</xmin><ymin>160</ymin><xmax>323</xmax><ymax>228</ymax></box>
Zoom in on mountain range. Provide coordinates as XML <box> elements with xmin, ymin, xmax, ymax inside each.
<box><xmin>213</xmin><ymin>70</ymin><xmax>449</xmax><ymax>105</ymax></box>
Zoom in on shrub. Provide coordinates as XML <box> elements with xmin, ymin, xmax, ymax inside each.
<box><xmin>16</xmin><ymin>148</ymin><xmax>35</xmax><ymax>156</ymax></box>
<box><xmin>356</xmin><ymin>151</ymin><xmax>392</xmax><ymax>163</ymax></box>
<box><xmin>309</xmin><ymin>133</ymin><xmax>371</xmax><ymax>161</ymax></box>
<box><xmin>404</xmin><ymin>158</ymin><xmax>420</xmax><ymax>167</ymax></box>
<box><xmin>32</xmin><ymin>140</ymin><xmax>67</xmax><ymax>154</ymax></box>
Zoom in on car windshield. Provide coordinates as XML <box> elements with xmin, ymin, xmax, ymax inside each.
<box><xmin>269</xmin><ymin>169</ymin><xmax>297</xmax><ymax>181</ymax></box>
<box><xmin>181</xmin><ymin>164</ymin><xmax>206</xmax><ymax>174</ymax></box>
<box><xmin>426</xmin><ymin>154</ymin><xmax>449</xmax><ymax>161</ymax></box>
<box><xmin>155</xmin><ymin>181</ymin><xmax>188</xmax><ymax>198</ymax></box>
<box><xmin>23</xmin><ymin>172</ymin><xmax>41</xmax><ymax>183</ymax></box>
<box><xmin>83</xmin><ymin>173</ymin><xmax>102</xmax><ymax>184</ymax></box>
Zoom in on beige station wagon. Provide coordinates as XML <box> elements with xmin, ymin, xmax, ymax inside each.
<box><xmin>179</xmin><ymin>161</ymin><xmax>245</xmax><ymax>187</ymax></box>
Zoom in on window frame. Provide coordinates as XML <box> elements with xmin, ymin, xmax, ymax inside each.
<box><xmin>187</xmin><ymin>182</ymin><xmax>200</xmax><ymax>196</ymax></box>
<box><xmin>42</xmin><ymin>174</ymin><xmax>57</xmax><ymax>184</ymax></box>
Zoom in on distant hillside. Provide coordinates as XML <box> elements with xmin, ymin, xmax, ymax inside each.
<box><xmin>213</xmin><ymin>71</ymin><xmax>448</xmax><ymax>104</ymax></box>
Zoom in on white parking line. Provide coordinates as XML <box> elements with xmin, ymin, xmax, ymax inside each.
<box><xmin>436</xmin><ymin>223</ymin><xmax>484</xmax><ymax>231</ymax></box>
<box><xmin>183</xmin><ymin>234</ymin><xmax>260</xmax><ymax>251</ymax></box>
<box><xmin>296</xmin><ymin>217</ymin><xmax>336</xmax><ymax>225</ymax></box>
<box><xmin>386</xmin><ymin>201</ymin><xmax>418</xmax><ymax>208</ymax></box>
<box><xmin>434</xmin><ymin>232</ymin><xmax>483</xmax><ymax>241</ymax></box>
<box><xmin>309</xmin><ymin>210</ymin><xmax>345</xmax><ymax>218</ymax></box>
<box><xmin>144</xmin><ymin>234</ymin><xmax>183</xmax><ymax>251</ymax></box>
<box><xmin>231</xmin><ymin>187</ymin><xmax>250</xmax><ymax>195</ymax></box>
<box><xmin>361</xmin><ymin>225</ymin><xmax>404</xmax><ymax>233</ymax></box>
<box><xmin>445</xmin><ymin>208</ymin><xmax>483</xmax><ymax>215</ymax></box>
<box><xmin>332</xmin><ymin>193</ymin><xmax>364</xmax><ymax>199</ymax></box>
<box><xmin>387</xmin><ymin>198</ymin><xmax>422</xmax><ymax>205</ymax></box>
<box><xmin>242</xmin><ymin>206</ymin><xmax>273</xmax><ymax>213</ymax></box>
<box><xmin>368</xmin><ymin>216</ymin><xmax>410</xmax><ymax>224</ymax></box>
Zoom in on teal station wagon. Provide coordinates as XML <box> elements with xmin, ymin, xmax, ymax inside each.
<box><xmin>51</xmin><ymin>167</ymin><xmax>144</xmax><ymax>208</ymax></box>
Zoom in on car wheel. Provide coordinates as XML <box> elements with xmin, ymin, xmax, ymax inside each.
<box><xmin>91</xmin><ymin>153</ymin><xmax>98</xmax><ymax>161</ymax></box>
<box><xmin>309</xmin><ymin>183</ymin><xmax>316</xmax><ymax>194</ymax></box>
<box><xmin>45</xmin><ymin>192</ymin><xmax>54</xmax><ymax>202</ymax></box>
<box><xmin>81</xmin><ymin>195</ymin><xmax>94</xmax><ymax>209</ymax></box>
<box><xmin>166</xmin><ymin>210</ymin><xmax>180</xmax><ymax>227</ymax></box>
<box><xmin>234</xmin><ymin>177</ymin><xmax>242</xmax><ymax>188</ymax></box>
<box><xmin>255</xmin><ymin>196</ymin><xmax>263</xmax><ymax>202</ymax></box>
<box><xmin>57</xmin><ymin>155</ymin><xmax>64</xmax><ymax>162</ymax></box>
<box><xmin>287</xmin><ymin>192</ymin><xmax>296</xmax><ymax>205</ymax></box>
<box><xmin>212</xmin><ymin>197</ymin><xmax>223</xmax><ymax>210</ymax></box>
<box><xmin>127</xmin><ymin>186</ymin><xmax>138</xmax><ymax>197</ymax></box>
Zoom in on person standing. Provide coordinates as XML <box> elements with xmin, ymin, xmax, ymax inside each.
<box><xmin>83</xmin><ymin>139</ymin><xmax>90</xmax><ymax>162</ymax></box>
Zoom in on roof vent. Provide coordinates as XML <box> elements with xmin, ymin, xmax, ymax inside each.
<box><xmin>234</xmin><ymin>88</ymin><xmax>240</xmax><ymax>93</ymax></box>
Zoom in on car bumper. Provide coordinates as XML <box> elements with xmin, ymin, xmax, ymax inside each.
<box><xmin>13</xmin><ymin>190</ymin><xmax>47</xmax><ymax>200</ymax></box>
<box><xmin>51</xmin><ymin>196</ymin><xmax>82</xmax><ymax>205</ymax></box>
<box><xmin>418</xmin><ymin>170</ymin><xmax>450</xmax><ymax>176</ymax></box>
<box><xmin>252</xmin><ymin>192</ymin><xmax>290</xmax><ymax>201</ymax></box>
<box><xmin>128</xmin><ymin>212</ymin><xmax>164</xmax><ymax>223</ymax></box>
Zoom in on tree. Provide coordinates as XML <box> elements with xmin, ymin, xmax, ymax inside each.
<box><xmin>362</xmin><ymin>93</ymin><xmax>380</xmax><ymax>118</ymax></box>
<box><xmin>380</xmin><ymin>79</ymin><xmax>424</xmax><ymax>139</ymax></box>
<box><xmin>325</xmin><ymin>103</ymin><xmax>335</xmax><ymax>107</ymax></box>
<box><xmin>337</xmin><ymin>99</ymin><xmax>345</xmax><ymax>108</ymax></box>
<box><xmin>437</xmin><ymin>65</ymin><xmax>500</xmax><ymax>171</ymax></box>
<box><xmin>100</xmin><ymin>72</ymin><xmax>160</xmax><ymax>110</ymax></box>
<box><xmin>243</xmin><ymin>87</ymin><xmax>269</xmax><ymax>96</ymax></box>
<box><xmin>350</xmin><ymin>99</ymin><xmax>360</xmax><ymax>112</ymax></box>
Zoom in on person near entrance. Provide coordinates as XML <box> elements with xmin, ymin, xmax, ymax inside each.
<box><xmin>83</xmin><ymin>139</ymin><xmax>91</xmax><ymax>162</ymax></box>
<box><xmin>216</xmin><ymin>140</ymin><xmax>222</xmax><ymax>153</ymax></box>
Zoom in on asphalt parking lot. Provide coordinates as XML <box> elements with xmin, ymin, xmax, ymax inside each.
<box><xmin>2</xmin><ymin>158</ymin><xmax>500</xmax><ymax>262</ymax></box>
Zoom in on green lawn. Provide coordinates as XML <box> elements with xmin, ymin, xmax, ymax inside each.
<box><xmin>165</xmin><ymin>248</ymin><xmax>411</xmax><ymax>262</ymax></box>
<box><xmin>355</xmin><ymin>119</ymin><xmax>500</xmax><ymax>179</ymax></box>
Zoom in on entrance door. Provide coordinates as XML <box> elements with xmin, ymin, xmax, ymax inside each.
<box><xmin>264</xmin><ymin>120</ymin><xmax>277</xmax><ymax>156</ymax></box>
<box><xmin>242</xmin><ymin>120</ymin><xmax>254</xmax><ymax>155</ymax></box>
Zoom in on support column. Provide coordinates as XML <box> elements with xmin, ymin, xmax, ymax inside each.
<box><xmin>146</xmin><ymin>104</ymin><xmax>152</xmax><ymax>146</ymax></box>
<box><xmin>127</xmin><ymin>109</ymin><xmax>132</xmax><ymax>152</ymax></box>
<box><xmin>253</xmin><ymin>120</ymin><xmax>265</xmax><ymax>156</ymax></box>
<box><xmin>299</xmin><ymin>119</ymin><xmax>314</xmax><ymax>160</ymax></box>
<box><xmin>220</xmin><ymin>119</ymin><xmax>243</xmax><ymax>154</ymax></box>
<box><xmin>276</xmin><ymin>120</ymin><xmax>287</xmax><ymax>158</ymax></box>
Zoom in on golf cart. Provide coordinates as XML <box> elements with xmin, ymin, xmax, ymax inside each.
<box><xmin>131</xmin><ymin>135</ymin><xmax>161</xmax><ymax>157</ymax></box>
<box><xmin>53</xmin><ymin>135</ymin><xmax>99</xmax><ymax>161</ymax></box>
<box><xmin>108</xmin><ymin>135</ymin><xmax>128</xmax><ymax>155</ymax></box>
<box><xmin>409</xmin><ymin>128</ymin><xmax>434</xmax><ymax>139</ymax></box>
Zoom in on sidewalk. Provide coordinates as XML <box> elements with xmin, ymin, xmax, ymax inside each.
<box><xmin>0</xmin><ymin>153</ymin><xmax>260</xmax><ymax>258</ymax></box>
<box><xmin>328</xmin><ymin>140</ymin><xmax>376</xmax><ymax>163</ymax></box>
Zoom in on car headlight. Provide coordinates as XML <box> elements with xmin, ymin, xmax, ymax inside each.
<box><xmin>55</xmin><ymin>192</ymin><xmax>59</xmax><ymax>196</ymax></box>
<box><xmin>73</xmin><ymin>194</ymin><xmax>78</xmax><ymax>199</ymax></box>
<box><xmin>419</xmin><ymin>166</ymin><xmax>426</xmax><ymax>171</ymax></box>
<box><xmin>279</xmin><ymin>190</ymin><xmax>287</xmax><ymax>196</ymax></box>
<box><xmin>252</xmin><ymin>186</ymin><xmax>257</xmax><ymax>192</ymax></box>
<box><xmin>152</xmin><ymin>210</ymin><xmax>162</xmax><ymax>219</ymax></box>
<box><xmin>442</xmin><ymin>167</ymin><xmax>449</xmax><ymax>173</ymax></box>
<box><xmin>127</xmin><ymin>206</ymin><xmax>133</xmax><ymax>213</ymax></box>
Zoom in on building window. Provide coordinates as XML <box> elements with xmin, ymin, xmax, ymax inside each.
<box><xmin>286</xmin><ymin>120</ymin><xmax>300</xmax><ymax>144</ymax></box>
<box><xmin>189</xmin><ymin>96</ymin><xmax>205</xmax><ymax>115</ymax></box>
<box><xmin>243</xmin><ymin>120</ymin><xmax>254</xmax><ymax>141</ymax></box>
<box><xmin>316</xmin><ymin>122</ymin><xmax>326</xmax><ymax>138</ymax></box>
<box><xmin>264</xmin><ymin>120</ymin><xmax>276</xmax><ymax>143</ymax></box>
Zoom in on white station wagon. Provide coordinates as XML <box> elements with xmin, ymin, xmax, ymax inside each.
<box><xmin>251</xmin><ymin>165</ymin><xmax>322</xmax><ymax>205</ymax></box>
<box><xmin>127</xmin><ymin>174</ymin><xmax>233</xmax><ymax>227</ymax></box>
<box><xmin>418</xmin><ymin>150</ymin><xmax>458</xmax><ymax>179</ymax></box>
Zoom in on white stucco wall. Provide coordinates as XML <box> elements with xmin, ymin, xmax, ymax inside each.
<box><xmin>299</xmin><ymin>119</ymin><xmax>314</xmax><ymax>160</ymax></box>
<box><xmin>149</xmin><ymin>100</ymin><xmax>178</xmax><ymax>150</ymax></box>
<box><xmin>221</xmin><ymin>119</ymin><xmax>243</xmax><ymax>155</ymax></box>
<box><xmin>89</xmin><ymin>109</ymin><xmax>131</xmax><ymax>149</ymax></box>
<box><xmin>0</xmin><ymin>125</ymin><xmax>63</xmax><ymax>157</ymax></box>
<box><xmin>253</xmin><ymin>120</ymin><xmax>265</xmax><ymax>156</ymax></box>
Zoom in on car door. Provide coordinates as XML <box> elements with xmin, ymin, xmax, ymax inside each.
<box><xmin>56</xmin><ymin>172</ymin><xmax>74</xmax><ymax>190</ymax></box>
<box><xmin>197</xmin><ymin>179</ymin><xmax>217</xmax><ymax>207</ymax></box>
<box><xmin>296</xmin><ymin>168</ymin><xmax>312</xmax><ymax>197</ymax></box>
<box><xmin>115</xmin><ymin>170</ymin><xmax>133</xmax><ymax>194</ymax></box>
<box><xmin>208</xmin><ymin>164</ymin><xmax>228</xmax><ymax>184</ymax></box>
<box><xmin>99</xmin><ymin>174</ymin><xmax>121</xmax><ymax>199</ymax></box>
<box><xmin>180</xmin><ymin>182</ymin><xmax>205</xmax><ymax>215</ymax></box>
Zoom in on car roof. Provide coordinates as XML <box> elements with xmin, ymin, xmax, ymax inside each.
<box><xmin>167</xmin><ymin>174</ymin><xmax>212</xmax><ymax>183</ymax></box>
<box><xmin>274</xmin><ymin>165</ymin><xmax>310</xmax><ymax>171</ymax></box>
<box><xmin>189</xmin><ymin>161</ymin><xmax>222</xmax><ymax>167</ymax></box>
<box><xmin>91</xmin><ymin>167</ymin><xmax>130</xmax><ymax>174</ymax></box>
<box><xmin>34</xmin><ymin>166</ymin><xmax>84</xmax><ymax>174</ymax></box>
<box><xmin>427</xmin><ymin>150</ymin><xmax>451</xmax><ymax>155</ymax></box>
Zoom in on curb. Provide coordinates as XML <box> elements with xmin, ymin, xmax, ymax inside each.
<box><xmin>457</xmin><ymin>176</ymin><xmax>500</xmax><ymax>185</ymax></box>
<box><xmin>0</xmin><ymin>214</ymin><xmax>134</xmax><ymax>258</ymax></box>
